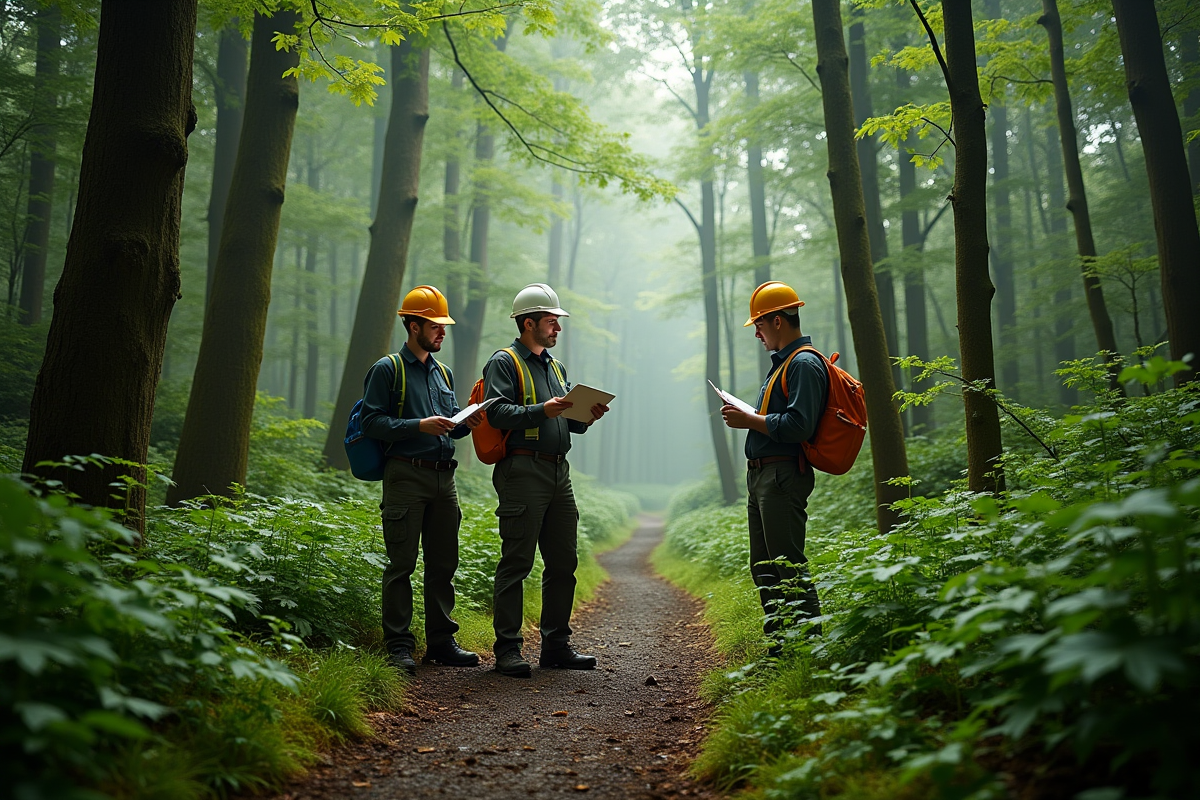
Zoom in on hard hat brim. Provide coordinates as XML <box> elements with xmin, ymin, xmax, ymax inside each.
<box><xmin>744</xmin><ymin>300</ymin><xmax>804</xmax><ymax>327</ymax></box>
<box><xmin>398</xmin><ymin>309</ymin><xmax>456</xmax><ymax>325</ymax></box>
<box><xmin>509</xmin><ymin>306</ymin><xmax>570</xmax><ymax>319</ymax></box>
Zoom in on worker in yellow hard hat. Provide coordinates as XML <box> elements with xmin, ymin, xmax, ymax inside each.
<box><xmin>720</xmin><ymin>280</ymin><xmax>826</xmax><ymax>655</ymax></box>
<box><xmin>359</xmin><ymin>285</ymin><xmax>485</xmax><ymax>675</ymax></box>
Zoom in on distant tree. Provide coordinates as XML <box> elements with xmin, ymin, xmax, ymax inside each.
<box><xmin>811</xmin><ymin>0</ymin><xmax>909</xmax><ymax>531</ymax></box>
<box><xmin>744</xmin><ymin>69</ymin><xmax>771</xmax><ymax>376</ymax></box>
<box><xmin>24</xmin><ymin>0</ymin><xmax>199</xmax><ymax>530</ymax></box>
<box><xmin>169</xmin><ymin>10</ymin><xmax>301</xmax><ymax>503</ymax></box>
<box><xmin>985</xmin><ymin>0</ymin><xmax>1018</xmax><ymax>396</ymax></box>
<box><xmin>1111</xmin><ymin>0</ymin><xmax>1200</xmax><ymax>382</ymax></box>
<box><xmin>205</xmin><ymin>23</ymin><xmax>247</xmax><ymax>307</ymax></box>
<box><xmin>303</xmin><ymin>142</ymin><xmax>320</xmax><ymax>420</ymax></box>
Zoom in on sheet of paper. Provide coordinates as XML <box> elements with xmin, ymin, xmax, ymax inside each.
<box><xmin>560</xmin><ymin>383</ymin><xmax>616</xmax><ymax>423</ymax></box>
<box><xmin>450</xmin><ymin>396</ymin><xmax>499</xmax><ymax>425</ymax></box>
<box><xmin>708</xmin><ymin>380</ymin><xmax>757</xmax><ymax>415</ymax></box>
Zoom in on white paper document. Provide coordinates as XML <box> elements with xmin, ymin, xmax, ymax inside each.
<box><xmin>708</xmin><ymin>380</ymin><xmax>757</xmax><ymax>415</ymax></box>
<box><xmin>560</xmin><ymin>383</ymin><xmax>616</xmax><ymax>423</ymax></box>
<box><xmin>450</xmin><ymin>396</ymin><xmax>499</xmax><ymax>425</ymax></box>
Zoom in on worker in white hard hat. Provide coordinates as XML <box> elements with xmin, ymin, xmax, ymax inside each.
<box><xmin>481</xmin><ymin>283</ymin><xmax>609</xmax><ymax>678</ymax></box>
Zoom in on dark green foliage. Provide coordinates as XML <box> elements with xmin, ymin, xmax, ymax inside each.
<box><xmin>0</xmin><ymin>316</ymin><xmax>47</xmax><ymax>422</ymax></box>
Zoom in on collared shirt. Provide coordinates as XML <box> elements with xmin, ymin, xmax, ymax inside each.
<box><xmin>483</xmin><ymin>339</ymin><xmax>590</xmax><ymax>456</ymax></box>
<box><xmin>360</xmin><ymin>343</ymin><xmax>469</xmax><ymax>461</ymax></box>
<box><xmin>745</xmin><ymin>335</ymin><xmax>829</xmax><ymax>460</ymax></box>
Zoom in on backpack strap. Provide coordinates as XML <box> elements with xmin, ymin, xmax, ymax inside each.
<box><xmin>499</xmin><ymin>347</ymin><xmax>539</xmax><ymax>441</ymax></box>
<box><xmin>432</xmin><ymin>357</ymin><xmax>452</xmax><ymax>391</ymax></box>
<box><xmin>758</xmin><ymin>349</ymin><xmax>803</xmax><ymax>414</ymax></box>
<box><xmin>548</xmin><ymin>357</ymin><xmax>567</xmax><ymax>395</ymax></box>
<box><xmin>388</xmin><ymin>353</ymin><xmax>406</xmax><ymax>417</ymax></box>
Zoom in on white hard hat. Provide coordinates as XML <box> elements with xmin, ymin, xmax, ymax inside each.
<box><xmin>510</xmin><ymin>282</ymin><xmax>570</xmax><ymax>318</ymax></box>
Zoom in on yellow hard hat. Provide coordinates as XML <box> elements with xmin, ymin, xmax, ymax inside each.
<box><xmin>399</xmin><ymin>285</ymin><xmax>455</xmax><ymax>325</ymax></box>
<box><xmin>744</xmin><ymin>281</ymin><xmax>804</xmax><ymax>326</ymax></box>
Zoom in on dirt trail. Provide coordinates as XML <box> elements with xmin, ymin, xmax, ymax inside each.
<box><xmin>278</xmin><ymin>514</ymin><xmax>720</xmax><ymax>800</ymax></box>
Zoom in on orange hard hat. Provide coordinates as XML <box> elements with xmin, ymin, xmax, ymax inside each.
<box><xmin>399</xmin><ymin>285</ymin><xmax>455</xmax><ymax>325</ymax></box>
<box><xmin>744</xmin><ymin>280</ymin><xmax>804</xmax><ymax>326</ymax></box>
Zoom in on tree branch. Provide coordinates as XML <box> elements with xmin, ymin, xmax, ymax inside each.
<box><xmin>779</xmin><ymin>51</ymin><xmax>821</xmax><ymax>93</ymax></box>
<box><xmin>674</xmin><ymin>196</ymin><xmax>701</xmax><ymax>234</ymax></box>
<box><xmin>908</xmin><ymin>0</ymin><xmax>951</xmax><ymax>89</ymax></box>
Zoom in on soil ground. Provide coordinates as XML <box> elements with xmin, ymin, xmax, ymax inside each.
<box><xmin>272</xmin><ymin>514</ymin><xmax>721</xmax><ymax>800</ymax></box>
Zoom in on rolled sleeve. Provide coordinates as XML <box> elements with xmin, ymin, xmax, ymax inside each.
<box><xmin>360</xmin><ymin>360</ymin><xmax>418</xmax><ymax>442</ymax></box>
<box><xmin>764</xmin><ymin>356</ymin><xmax>827</xmax><ymax>443</ymax></box>
<box><xmin>483</xmin><ymin>354</ymin><xmax>548</xmax><ymax>430</ymax></box>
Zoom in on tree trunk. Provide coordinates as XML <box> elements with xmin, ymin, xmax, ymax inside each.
<box><xmin>328</xmin><ymin>242</ymin><xmax>339</xmax><ymax>403</ymax></box>
<box><xmin>1182</xmin><ymin>25</ymin><xmax>1199</xmax><ymax>196</ymax></box>
<box><xmin>899</xmin><ymin>126</ymin><xmax>933</xmax><ymax>433</ymax></box>
<box><xmin>985</xmin><ymin>0</ymin><xmax>1017</xmax><ymax>397</ymax></box>
<box><xmin>1022</xmin><ymin>106</ymin><xmax>1047</xmax><ymax>396</ymax></box>
<box><xmin>812</xmin><ymin>0</ymin><xmax>908</xmax><ymax>531</ymax></box>
<box><xmin>940</xmin><ymin>0</ymin><xmax>1004</xmax><ymax>493</ymax></box>
<box><xmin>168</xmin><ymin>10</ymin><xmax>300</xmax><ymax>503</ymax></box>
<box><xmin>849</xmin><ymin>9</ymin><xmax>903</xmax><ymax>406</ymax></box>
<box><xmin>1039</xmin><ymin>0</ymin><xmax>1120</xmax><ymax>366</ymax></box>
<box><xmin>205</xmin><ymin>24</ymin><xmax>248</xmax><ymax>307</ymax></box>
<box><xmin>24</xmin><ymin>0</ymin><xmax>198</xmax><ymax>531</ymax></box>
<box><xmin>370</xmin><ymin>49</ymin><xmax>389</xmax><ymax>219</ymax></box>
<box><xmin>17</xmin><ymin>4</ymin><xmax>61</xmax><ymax>326</ymax></box>
<box><xmin>443</xmin><ymin>68</ymin><xmax>463</xmax><ymax>337</ymax></box>
<box><xmin>1112</xmin><ymin>0</ymin><xmax>1200</xmax><ymax>381</ymax></box>
<box><xmin>548</xmin><ymin>177</ymin><xmax>564</xmax><ymax>284</ymax></box>
<box><xmin>745</xmin><ymin>70</ymin><xmax>772</xmax><ymax>377</ymax></box>
<box><xmin>322</xmin><ymin>41</ymin><xmax>430</xmax><ymax>469</ymax></box>
<box><xmin>832</xmin><ymin>258</ymin><xmax>849</xmax><ymax>369</ymax></box>
<box><xmin>1045</xmin><ymin>124</ymin><xmax>1077</xmax><ymax>404</ymax></box>
<box><xmin>303</xmin><ymin>155</ymin><xmax>320</xmax><ymax>419</ymax></box>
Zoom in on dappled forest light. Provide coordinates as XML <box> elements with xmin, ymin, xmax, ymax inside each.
<box><xmin>1</xmin><ymin>0</ymin><xmax>1198</xmax><ymax>797</ymax></box>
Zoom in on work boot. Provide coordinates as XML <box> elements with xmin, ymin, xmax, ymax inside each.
<box><xmin>423</xmin><ymin>638</ymin><xmax>480</xmax><ymax>667</ymax></box>
<box><xmin>389</xmin><ymin>646</ymin><xmax>417</xmax><ymax>676</ymax></box>
<box><xmin>539</xmin><ymin>645</ymin><xmax>597</xmax><ymax>670</ymax></box>
<box><xmin>495</xmin><ymin>648</ymin><xmax>532</xmax><ymax>678</ymax></box>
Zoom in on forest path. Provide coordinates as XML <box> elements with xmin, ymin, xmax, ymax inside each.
<box><xmin>278</xmin><ymin>514</ymin><xmax>721</xmax><ymax>800</ymax></box>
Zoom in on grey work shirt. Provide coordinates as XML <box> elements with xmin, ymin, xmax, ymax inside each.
<box><xmin>360</xmin><ymin>343</ymin><xmax>470</xmax><ymax>461</ymax></box>
<box><xmin>483</xmin><ymin>340</ymin><xmax>590</xmax><ymax>456</ymax></box>
<box><xmin>745</xmin><ymin>335</ymin><xmax>829</xmax><ymax>460</ymax></box>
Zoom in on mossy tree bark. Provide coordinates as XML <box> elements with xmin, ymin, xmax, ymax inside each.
<box><xmin>323</xmin><ymin>41</ymin><xmax>431</xmax><ymax>469</ymax></box>
<box><xmin>811</xmin><ymin>0</ymin><xmax>909</xmax><ymax>531</ymax></box>
<box><xmin>205</xmin><ymin>24</ymin><xmax>247</xmax><ymax>307</ymax></box>
<box><xmin>24</xmin><ymin>0</ymin><xmax>199</xmax><ymax>531</ymax></box>
<box><xmin>1112</xmin><ymin>0</ymin><xmax>1200</xmax><ymax>382</ymax></box>
<box><xmin>168</xmin><ymin>10</ymin><xmax>300</xmax><ymax>503</ymax></box>
<box><xmin>1038</xmin><ymin>0</ymin><xmax>1119</xmax><ymax>369</ymax></box>
<box><xmin>17</xmin><ymin>4</ymin><xmax>61</xmax><ymax>326</ymax></box>
<box><xmin>744</xmin><ymin>70</ymin><xmax>772</xmax><ymax>377</ymax></box>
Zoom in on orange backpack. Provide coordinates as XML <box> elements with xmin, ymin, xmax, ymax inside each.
<box><xmin>758</xmin><ymin>345</ymin><xmax>867</xmax><ymax>475</ymax></box>
<box><xmin>469</xmin><ymin>348</ymin><xmax>566</xmax><ymax>464</ymax></box>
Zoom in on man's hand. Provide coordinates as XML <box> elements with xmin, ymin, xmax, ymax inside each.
<box><xmin>463</xmin><ymin>410</ymin><xmax>485</xmax><ymax>430</ymax></box>
<box><xmin>721</xmin><ymin>404</ymin><xmax>768</xmax><ymax>434</ymax></box>
<box><xmin>587</xmin><ymin>403</ymin><xmax>610</xmax><ymax>425</ymax></box>
<box><xmin>543</xmin><ymin>396</ymin><xmax>573</xmax><ymax>419</ymax></box>
<box><xmin>419</xmin><ymin>416</ymin><xmax>456</xmax><ymax>435</ymax></box>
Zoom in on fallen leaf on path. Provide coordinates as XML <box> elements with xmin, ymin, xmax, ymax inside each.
<box><xmin>644</xmin><ymin>675</ymin><xmax>658</xmax><ymax>686</ymax></box>
<box><xmin>573</xmin><ymin>785</ymin><xmax>590</xmax><ymax>792</ymax></box>
<box><xmin>624</xmin><ymin>710</ymin><xmax>635</xmax><ymax>716</ymax></box>
<box><xmin>618</xmin><ymin>642</ymin><xmax>632</xmax><ymax>647</ymax></box>
<box><xmin>417</xmin><ymin>746</ymin><xmax>436</xmax><ymax>753</ymax></box>
<box><xmin>522</xmin><ymin>745</ymin><xmax>536</xmax><ymax>751</ymax></box>
<box><xmin>351</xmin><ymin>781</ymin><xmax>371</xmax><ymax>788</ymax></box>
<box><xmin>552</xmin><ymin>710</ymin><xmax>568</xmax><ymax>717</ymax></box>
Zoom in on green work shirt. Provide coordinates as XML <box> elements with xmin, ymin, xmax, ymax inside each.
<box><xmin>745</xmin><ymin>335</ymin><xmax>829</xmax><ymax>460</ymax></box>
<box><xmin>360</xmin><ymin>343</ymin><xmax>470</xmax><ymax>461</ymax></box>
<box><xmin>483</xmin><ymin>340</ymin><xmax>590</xmax><ymax>456</ymax></box>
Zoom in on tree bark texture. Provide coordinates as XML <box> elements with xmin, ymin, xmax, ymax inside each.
<box><xmin>17</xmin><ymin>4</ymin><xmax>61</xmax><ymax>326</ymax></box>
<box><xmin>1112</xmin><ymin>0</ymin><xmax>1200</xmax><ymax>381</ymax></box>
<box><xmin>1044</xmin><ymin>124</ymin><xmax>1077</xmax><ymax>404</ymax></box>
<box><xmin>899</xmin><ymin>126</ymin><xmax>933</xmax><ymax>433</ymax></box>
<box><xmin>1039</xmin><ymin>0</ymin><xmax>1119</xmax><ymax>364</ymax></box>
<box><xmin>24</xmin><ymin>0</ymin><xmax>198</xmax><ymax>530</ymax></box>
<box><xmin>1182</xmin><ymin>25</ymin><xmax>1199</xmax><ymax>196</ymax></box>
<box><xmin>322</xmin><ymin>42</ymin><xmax>431</xmax><ymax>469</ymax></box>
<box><xmin>986</xmin><ymin>0</ymin><xmax>1017</xmax><ymax>397</ymax></box>
<box><xmin>443</xmin><ymin>68</ymin><xmax>463</xmax><ymax>332</ymax></box>
<box><xmin>168</xmin><ymin>10</ymin><xmax>300</xmax><ymax>503</ymax></box>
<box><xmin>848</xmin><ymin>10</ymin><xmax>903</xmax><ymax>401</ymax></box>
<box><xmin>941</xmin><ymin>0</ymin><xmax>1004</xmax><ymax>493</ymax></box>
<box><xmin>812</xmin><ymin>0</ymin><xmax>909</xmax><ymax>531</ymax></box>
<box><xmin>205</xmin><ymin>24</ymin><xmax>247</xmax><ymax>307</ymax></box>
<box><xmin>304</xmin><ymin>155</ymin><xmax>320</xmax><ymax>420</ymax></box>
<box><xmin>744</xmin><ymin>70</ymin><xmax>772</xmax><ymax>377</ymax></box>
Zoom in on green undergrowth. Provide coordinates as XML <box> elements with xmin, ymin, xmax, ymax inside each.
<box><xmin>3</xmin><ymin>407</ymin><xmax>639</xmax><ymax>799</ymax></box>
<box><xmin>657</xmin><ymin>356</ymin><xmax>1200</xmax><ymax>800</ymax></box>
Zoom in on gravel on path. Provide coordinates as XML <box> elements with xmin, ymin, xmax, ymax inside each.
<box><xmin>273</xmin><ymin>513</ymin><xmax>721</xmax><ymax>800</ymax></box>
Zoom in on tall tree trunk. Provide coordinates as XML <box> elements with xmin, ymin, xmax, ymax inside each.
<box><xmin>1022</xmin><ymin>106</ymin><xmax>1048</xmax><ymax>396</ymax></box>
<box><xmin>1112</xmin><ymin>0</ymin><xmax>1200</xmax><ymax>381</ymax></box>
<box><xmin>940</xmin><ymin>0</ymin><xmax>1004</xmax><ymax>493</ymax></box>
<box><xmin>986</xmin><ymin>0</ymin><xmax>1018</xmax><ymax>397</ymax></box>
<box><xmin>832</xmin><ymin>258</ymin><xmax>849</xmax><ymax>369</ymax></box>
<box><xmin>1182</xmin><ymin>25</ymin><xmax>1199</xmax><ymax>196</ymax></box>
<box><xmin>1039</xmin><ymin>0</ymin><xmax>1120</xmax><ymax>366</ymax></box>
<box><xmin>849</xmin><ymin>9</ymin><xmax>903</xmax><ymax>406</ymax></box>
<box><xmin>328</xmin><ymin>242</ymin><xmax>339</xmax><ymax>403</ymax></box>
<box><xmin>168</xmin><ymin>11</ymin><xmax>300</xmax><ymax>503</ymax></box>
<box><xmin>443</xmin><ymin>68</ymin><xmax>463</xmax><ymax>338</ymax></box>
<box><xmin>322</xmin><ymin>41</ymin><xmax>430</xmax><ymax>469</ymax></box>
<box><xmin>899</xmin><ymin>125</ymin><xmax>933</xmax><ymax>433</ymax></box>
<box><xmin>206</xmin><ymin>24</ymin><xmax>248</xmax><ymax>307</ymax></box>
<box><xmin>289</xmin><ymin>245</ymin><xmax>301</xmax><ymax>408</ymax></box>
<box><xmin>370</xmin><ymin>50</ymin><xmax>389</xmax><ymax>219</ymax></box>
<box><xmin>17</xmin><ymin>4</ymin><xmax>61</xmax><ymax>326</ymax></box>
<box><xmin>548</xmin><ymin>177</ymin><xmax>564</xmax><ymax>284</ymax></box>
<box><xmin>744</xmin><ymin>70</ymin><xmax>772</xmax><ymax>376</ymax></box>
<box><xmin>24</xmin><ymin>0</ymin><xmax>198</xmax><ymax>531</ymax></box>
<box><xmin>812</xmin><ymin>0</ymin><xmax>908</xmax><ymax>531</ymax></box>
<box><xmin>303</xmin><ymin>154</ymin><xmax>320</xmax><ymax>419</ymax></box>
<box><xmin>1045</xmin><ymin>124</ymin><xmax>1077</xmax><ymax>404</ymax></box>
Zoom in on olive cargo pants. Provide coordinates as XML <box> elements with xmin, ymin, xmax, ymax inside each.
<box><xmin>747</xmin><ymin>460</ymin><xmax>822</xmax><ymax>637</ymax></box>
<box><xmin>381</xmin><ymin>459</ymin><xmax>462</xmax><ymax>653</ymax></box>
<box><xmin>491</xmin><ymin>455</ymin><xmax>579</xmax><ymax>656</ymax></box>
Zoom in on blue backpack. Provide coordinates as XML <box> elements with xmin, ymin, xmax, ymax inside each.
<box><xmin>343</xmin><ymin>353</ymin><xmax>451</xmax><ymax>481</ymax></box>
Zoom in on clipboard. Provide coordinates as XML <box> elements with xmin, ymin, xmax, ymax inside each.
<box><xmin>560</xmin><ymin>383</ymin><xmax>615</xmax><ymax>422</ymax></box>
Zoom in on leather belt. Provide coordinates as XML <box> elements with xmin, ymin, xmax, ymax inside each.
<box><xmin>391</xmin><ymin>456</ymin><xmax>458</xmax><ymax>471</ymax></box>
<box><xmin>508</xmin><ymin>448</ymin><xmax>566</xmax><ymax>464</ymax></box>
<box><xmin>747</xmin><ymin>455</ymin><xmax>799</xmax><ymax>470</ymax></box>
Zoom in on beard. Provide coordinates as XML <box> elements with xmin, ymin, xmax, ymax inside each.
<box><xmin>533</xmin><ymin>328</ymin><xmax>557</xmax><ymax>349</ymax></box>
<box><xmin>417</xmin><ymin>331</ymin><xmax>442</xmax><ymax>352</ymax></box>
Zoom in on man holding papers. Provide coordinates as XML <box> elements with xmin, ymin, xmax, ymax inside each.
<box><xmin>483</xmin><ymin>283</ymin><xmax>610</xmax><ymax>677</ymax></box>
<box><xmin>718</xmin><ymin>281</ymin><xmax>827</xmax><ymax>655</ymax></box>
<box><xmin>360</xmin><ymin>285</ymin><xmax>484</xmax><ymax>675</ymax></box>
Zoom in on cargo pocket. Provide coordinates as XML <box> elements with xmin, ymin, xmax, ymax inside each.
<box><xmin>495</xmin><ymin>503</ymin><xmax>527</xmax><ymax>540</ymax></box>
<box><xmin>382</xmin><ymin>505</ymin><xmax>411</xmax><ymax>543</ymax></box>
